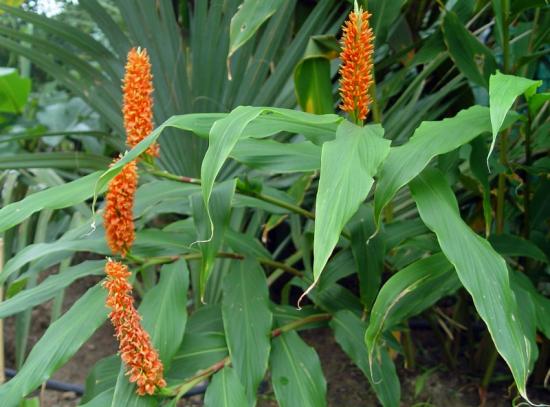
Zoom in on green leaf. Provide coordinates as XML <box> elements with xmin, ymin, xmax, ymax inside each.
<box><xmin>0</xmin><ymin>260</ymin><xmax>105</xmax><ymax>318</ymax></box>
<box><xmin>0</xmin><ymin>152</ymin><xmax>110</xmax><ymax>170</ymax></box>
<box><xmin>95</xmin><ymin>109</ymin><xmax>341</xmax><ymax>201</ymax></box>
<box><xmin>222</xmin><ymin>259</ymin><xmax>272</xmax><ymax>404</ymax></box>
<box><xmin>331</xmin><ymin>310</ymin><xmax>399</xmax><ymax>407</ymax></box>
<box><xmin>201</xmin><ymin>106</ymin><xmax>263</xmax><ymax>232</ymax></box>
<box><xmin>512</xmin><ymin>272</ymin><xmax>550</xmax><ymax>340</ymax></box>
<box><xmin>191</xmin><ymin>180</ymin><xmax>235</xmax><ymax>302</ymax></box>
<box><xmin>0</xmin><ymin>171</ymin><xmax>101</xmax><ymax>234</ymax></box>
<box><xmin>231</xmin><ymin>139</ymin><xmax>321</xmax><ymax>173</ymax></box>
<box><xmin>204</xmin><ymin>367</ymin><xmax>249</xmax><ymax>407</ymax></box>
<box><xmin>488</xmin><ymin>71</ymin><xmax>542</xmax><ymax>161</ymax></box>
<box><xmin>228</xmin><ymin>0</ymin><xmax>285</xmax><ymax>59</ymax></box>
<box><xmin>409</xmin><ymin>168</ymin><xmax>537</xmax><ymax>400</ymax></box>
<box><xmin>442</xmin><ymin>11</ymin><xmax>497</xmax><ymax>88</ymax></box>
<box><xmin>0</xmin><ymin>285</ymin><xmax>107</xmax><ymax>407</ymax></box>
<box><xmin>0</xmin><ymin>238</ymin><xmax>108</xmax><ymax>284</ymax></box>
<box><xmin>349</xmin><ymin>204</ymin><xmax>385</xmax><ymax>308</ymax></box>
<box><xmin>368</xmin><ymin>0</ymin><xmax>407</xmax><ymax>46</ymax></box>
<box><xmin>263</xmin><ymin>173</ymin><xmax>314</xmax><ymax>240</ymax></box>
<box><xmin>294</xmin><ymin>35</ymin><xmax>338</xmax><ymax>114</ymax></box>
<box><xmin>140</xmin><ymin>259</ymin><xmax>189</xmax><ymax>368</ymax></box>
<box><xmin>469</xmin><ymin>137</ymin><xmax>492</xmax><ymax>235</ymax></box>
<box><xmin>82</xmin><ymin>356</ymin><xmax>120</xmax><ymax>404</ymax></box>
<box><xmin>270</xmin><ymin>330</ymin><xmax>327</xmax><ymax>407</ymax></box>
<box><xmin>309</xmin><ymin>121</ymin><xmax>390</xmax><ymax>294</ymax></box>
<box><xmin>80</xmin><ymin>389</ymin><xmax>116</xmax><ymax>407</ymax></box>
<box><xmin>110</xmin><ymin>368</ymin><xmax>156</xmax><ymax>407</ymax></box>
<box><xmin>490</xmin><ymin>233</ymin><xmax>548</xmax><ymax>263</ymax></box>
<box><xmin>0</xmin><ymin>67</ymin><xmax>30</xmax><ymax>113</ymax></box>
<box><xmin>365</xmin><ymin>254</ymin><xmax>459</xmax><ymax>350</ymax></box>
<box><xmin>167</xmin><ymin>331</ymin><xmax>228</xmax><ymax>382</ymax></box>
<box><xmin>374</xmin><ymin>106</ymin><xmax>516</xmax><ymax>228</ymax></box>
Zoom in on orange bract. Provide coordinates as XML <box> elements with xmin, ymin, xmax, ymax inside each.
<box><xmin>103</xmin><ymin>260</ymin><xmax>166</xmax><ymax>395</ymax></box>
<box><xmin>104</xmin><ymin>158</ymin><xmax>138</xmax><ymax>256</ymax></box>
<box><xmin>339</xmin><ymin>8</ymin><xmax>375</xmax><ymax>121</ymax></box>
<box><xmin>123</xmin><ymin>47</ymin><xmax>158</xmax><ymax>157</ymax></box>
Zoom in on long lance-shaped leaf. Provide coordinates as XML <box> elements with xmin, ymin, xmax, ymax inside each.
<box><xmin>365</xmin><ymin>254</ymin><xmax>459</xmax><ymax>352</ymax></box>
<box><xmin>0</xmin><ymin>260</ymin><xmax>105</xmax><ymax>318</ymax></box>
<box><xmin>228</xmin><ymin>0</ymin><xmax>286</xmax><ymax>60</ymax></box>
<box><xmin>373</xmin><ymin>105</ymin><xmax>517</xmax><ymax>228</ymax></box>
<box><xmin>487</xmin><ymin>71</ymin><xmax>541</xmax><ymax>164</ymax></box>
<box><xmin>0</xmin><ymin>285</ymin><xmax>107</xmax><ymax>407</ymax></box>
<box><xmin>222</xmin><ymin>259</ymin><xmax>272</xmax><ymax>405</ymax></box>
<box><xmin>270</xmin><ymin>330</ymin><xmax>327</xmax><ymax>407</ymax></box>
<box><xmin>332</xmin><ymin>310</ymin><xmax>399</xmax><ymax>407</ymax></box>
<box><xmin>191</xmin><ymin>180</ymin><xmax>235</xmax><ymax>302</ymax></box>
<box><xmin>204</xmin><ymin>367</ymin><xmax>249</xmax><ymax>407</ymax></box>
<box><xmin>442</xmin><ymin>11</ymin><xmax>496</xmax><ymax>88</ymax></box>
<box><xmin>0</xmin><ymin>152</ymin><xmax>111</xmax><ymax>170</ymax></box>
<box><xmin>301</xmin><ymin>121</ymin><xmax>390</xmax><ymax>303</ymax></box>
<box><xmin>409</xmin><ymin>168</ymin><xmax>537</xmax><ymax>401</ymax></box>
<box><xmin>0</xmin><ymin>171</ymin><xmax>102</xmax><ymax>234</ymax></box>
<box><xmin>200</xmin><ymin>106</ymin><xmax>264</xmax><ymax>241</ymax></box>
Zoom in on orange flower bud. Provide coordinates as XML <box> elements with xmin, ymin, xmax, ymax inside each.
<box><xmin>103</xmin><ymin>260</ymin><xmax>166</xmax><ymax>395</ymax></box>
<box><xmin>123</xmin><ymin>47</ymin><xmax>158</xmax><ymax>157</ymax></box>
<box><xmin>339</xmin><ymin>7</ymin><xmax>375</xmax><ymax>122</ymax></box>
<box><xmin>103</xmin><ymin>158</ymin><xmax>138</xmax><ymax>256</ymax></box>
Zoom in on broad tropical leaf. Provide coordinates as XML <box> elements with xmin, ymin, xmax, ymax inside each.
<box><xmin>373</xmin><ymin>106</ymin><xmax>517</xmax><ymax>227</ymax></box>
<box><xmin>410</xmin><ymin>168</ymin><xmax>537</xmax><ymax>400</ymax></box>
<box><xmin>191</xmin><ymin>180</ymin><xmax>236</xmax><ymax>302</ymax></box>
<box><xmin>365</xmin><ymin>254</ymin><xmax>459</xmax><ymax>350</ymax></box>
<box><xmin>228</xmin><ymin>0</ymin><xmax>286</xmax><ymax>59</ymax></box>
<box><xmin>487</xmin><ymin>71</ymin><xmax>541</xmax><ymax>161</ymax></box>
<box><xmin>270</xmin><ymin>330</ymin><xmax>327</xmax><ymax>407</ymax></box>
<box><xmin>222</xmin><ymin>259</ymin><xmax>272</xmax><ymax>404</ymax></box>
<box><xmin>204</xmin><ymin>367</ymin><xmax>248</xmax><ymax>407</ymax></box>
<box><xmin>332</xmin><ymin>310</ymin><xmax>399</xmax><ymax>407</ymax></box>
<box><xmin>309</xmin><ymin>121</ymin><xmax>390</xmax><ymax>296</ymax></box>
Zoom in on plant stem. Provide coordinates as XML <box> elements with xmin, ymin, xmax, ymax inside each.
<box><xmin>162</xmin><ymin>313</ymin><xmax>332</xmax><ymax>398</ymax></box>
<box><xmin>133</xmin><ymin>252</ymin><xmax>302</xmax><ymax>279</ymax></box>
<box><xmin>248</xmin><ymin>190</ymin><xmax>315</xmax><ymax>221</ymax></box>
<box><xmin>267</xmin><ymin>251</ymin><xmax>303</xmax><ymax>286</ymax></box>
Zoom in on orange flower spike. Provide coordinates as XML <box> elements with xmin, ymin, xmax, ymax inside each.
<box><xmin>339</xmin><ymin>5</ymin><xmax>375</xmax><ymax>122</ymax></box>
<box><xmin>103</xmin><ymin>158</ymin><xmax>138</xmax><ymax>256</ymax></box>
<box><xmin>103</xmin><ymin>260</ymin><xmax>166</xmax><ymax>395</ymax></box>
<box><xmin>123</xmin><ymin>47</ymin><xmax>158</xmax><ymax>157</ymax></box>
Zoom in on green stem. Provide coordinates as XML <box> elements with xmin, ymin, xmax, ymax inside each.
<box><xmin>133</xmin><ymin>252</ymin><xmax>302</xmax><ymax>279</ymax></box>
<box><xmin>271</xmin><ymin>313</ymin><xmax>331</xmax><ymax>338</ymax></box>
<box><xmin>248</xmin><ymin>190</ymin><xmax>315</xmax><ymax>221</ymax></box>
<box><xmin>267</xmin><ymin>251</ymin><xmax>303</xmax><ymax>286</ymax></box>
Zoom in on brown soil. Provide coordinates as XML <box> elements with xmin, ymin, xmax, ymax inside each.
<box><xmin>3</xmin><ymin>279</ymin><xmax>549</xmax><ymax>406</ymax></box>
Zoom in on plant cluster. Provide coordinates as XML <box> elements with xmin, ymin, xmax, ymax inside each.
<box><xmin>0</xmin><ymin>1</ymin><xmax>548</xmax><ymax>406</ymax></box>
